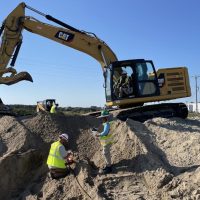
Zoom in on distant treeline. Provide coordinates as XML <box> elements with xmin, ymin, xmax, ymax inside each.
<box><xmin>10</xmin><ymin>105</ymin><xmax>36</xmax><ymax>116</ymax></box>
<box><xmin>59</xmin><ymin>106</ymin><xmax>102</xmax><ymax>114</ymax></box>
<box><xmin>9</xmin><ymin>105</ymin><xmax>102</xmax><ymax>116</ymax></box>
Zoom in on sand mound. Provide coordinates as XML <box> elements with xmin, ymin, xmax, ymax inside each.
<box><xmin>0</xmin><ymin>113</ymin><xmax>200</xmax><ymax>199</ymax></box>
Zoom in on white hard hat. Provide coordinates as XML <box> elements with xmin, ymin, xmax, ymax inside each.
<box><xmin>59</xmin><ymin>133</ymin><xmax>69</xmax><ymax>141</ymax></box>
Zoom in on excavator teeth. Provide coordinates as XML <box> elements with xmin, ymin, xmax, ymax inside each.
<box><xmin>0</xmin><ymin>71</ymin><xmax>33</xmax><ymax>85</ymax></box>
<box><xmin>20</xmin><ymin>72</ymin><xmax>33</xmax><ymax>82</ymax></box>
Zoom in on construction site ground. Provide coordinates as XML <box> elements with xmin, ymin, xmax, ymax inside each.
<box><xmin>0</xmin><ymin>112</ymin><xmax>200</xmax><ymax>200</ymax></box>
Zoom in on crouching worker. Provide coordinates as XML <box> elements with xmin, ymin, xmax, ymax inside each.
<box><xmin>47</xmin><ymin>133</ymin><xmax>74</xmax><ymax>179</ymax></box>
<box><xmin>93</xmin><ymin>110</ymin><xmax>113</xmax><ymax>174</ymax></box>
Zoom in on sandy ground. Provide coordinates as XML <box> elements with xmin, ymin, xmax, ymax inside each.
<box><xmin>0</xmin><ymin>113</ymin><xmax>200</xmax><ymax>200</ymax></box>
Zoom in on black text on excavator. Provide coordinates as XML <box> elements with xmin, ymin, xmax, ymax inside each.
<box><xmin>0</xmin><ymin>2</ymin><xmax>191</xmax><ymax>121</ymax></box>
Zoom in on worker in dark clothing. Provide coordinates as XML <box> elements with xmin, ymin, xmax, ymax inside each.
<box><xmin>114</xmin><ymin>71</ymin><xmax>133</xmax><ymax>98</ymax></box>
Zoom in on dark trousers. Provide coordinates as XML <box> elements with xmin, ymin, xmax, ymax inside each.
<box><xmin>49</xmin><ymin>167</ymin><xmax>70</xmax><ymax>179</ymax></box>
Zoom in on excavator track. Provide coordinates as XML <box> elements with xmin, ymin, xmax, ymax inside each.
<box><xmin>86</xmin><ymin>103</ymin><xmax>188</xmax><ymax>123</ymax></box>
<box><xmin>113</xmin><ymin>103</ymin><xmax>188</xmax><ymax>122</ymax></box>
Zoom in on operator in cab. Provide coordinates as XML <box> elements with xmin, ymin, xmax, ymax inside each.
<box><xmin>114</xmin><ymin>71</ymin><xmax>134</xmax><ymax>98</ymax></box>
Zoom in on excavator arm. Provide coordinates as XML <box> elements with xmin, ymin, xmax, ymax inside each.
<box><xmin>0</xmin><ymin>2</ymin><xmax>117</xmax><ymax>85</ymax></box>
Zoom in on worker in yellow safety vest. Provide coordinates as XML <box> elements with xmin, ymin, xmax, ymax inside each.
<box><xmin>50</xmin><ymin>102</ymin><xmax>57</xmax><ymax>113</ymax></box>
<box><xmin>92</xmin><ymin>109</ymin><xmax>113</xmax><ymax>174</ymax></box>
<box><xmin>47</xmin><ymin>133</ymin><xmax>74</xmax><ymax>179</ymax></box>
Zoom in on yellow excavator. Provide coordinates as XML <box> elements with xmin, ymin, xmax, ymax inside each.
<box><xmin>0</xmin><ymin>2</ymin><xmax>191</xmax><ymax>121</ymax></box>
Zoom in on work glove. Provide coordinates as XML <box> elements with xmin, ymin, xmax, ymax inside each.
<box><xmin>66</xmin><ymin>153</ymin><xmax>75</xmax><ymax>165</ymax></box>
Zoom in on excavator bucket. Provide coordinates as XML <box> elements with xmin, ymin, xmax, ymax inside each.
<box><xmin>0</xmin><ymin>71</ymin><xmax>33</xmax><ymax>85</ymax></box>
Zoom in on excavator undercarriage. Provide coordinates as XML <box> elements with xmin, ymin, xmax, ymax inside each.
<box><xmin>111</xmin><ymin>102</ymin><xmax>188</xmax><ymax>122</ymax></box>
<box><xmin>87</xmin><ymin>102</ymin><xmax>188</xmax><ymax>123</ymax></box>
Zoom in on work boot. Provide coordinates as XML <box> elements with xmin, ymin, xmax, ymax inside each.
<box><xmin>102</xmin><ymin>166</ymin><xmax>112</xmax><ymax>174</ymax></box>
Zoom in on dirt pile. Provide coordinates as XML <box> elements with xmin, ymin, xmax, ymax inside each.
<box><xmin>0</xmin><ymin>113</ymin><xmax>200</xmax><ymax>199</ymax></box>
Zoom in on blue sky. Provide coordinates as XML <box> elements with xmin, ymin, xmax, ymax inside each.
<box><xmin>0</xmin><ymin>0</ymin><xmax>200</xmax><ymax>107</ymax></box>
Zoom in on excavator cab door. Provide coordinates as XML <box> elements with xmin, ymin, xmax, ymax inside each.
<box><xmin>104</xmin><ymin>66</ymin><xmax>112</xmax><ymax>102</ymax></box>
<box><xmin>135</xmin><ymin>61</ymin><xmax>160</xmax><ymax>97</ymax></box>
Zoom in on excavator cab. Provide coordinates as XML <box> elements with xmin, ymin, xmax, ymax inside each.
<box><xmin>105</xmin><ymin>59</ymin><xmax>160</xmax><ymax>107</ymax></box>
<box><xmin>104</xmin><ymin>59</ymin><xmax>190</xmax><ymax>120</ymax></box>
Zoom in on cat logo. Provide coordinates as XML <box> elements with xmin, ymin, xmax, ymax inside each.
<box><xmin>55</xmin><ymin>31</ymin><xmax>74</xmax><ymax>42</ymax></box>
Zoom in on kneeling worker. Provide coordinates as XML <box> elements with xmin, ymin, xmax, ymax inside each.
<box><xmin>47</xmin><ymin>133</ymin><xmax>74</xmax><ymax>179</ymax></box>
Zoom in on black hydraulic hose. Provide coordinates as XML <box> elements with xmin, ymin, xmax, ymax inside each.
<box><xmin>45</xmin><ymin>15</ymin><xmax>82</xmax><ymax>33</ymax></box>
<box><xmin>0</xmin><ymin>23</ymin><xmax>5</xmax><ymax>37</ymax></box>
<box><xmin>10</xmin><ymin>41</ymin><xmax>22</xmax><ymax>66</ymax></box>
<box><xmin>25</xmin><ymin>4</ymin><xmax>82</xmax><ymax>33</ymax></box>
